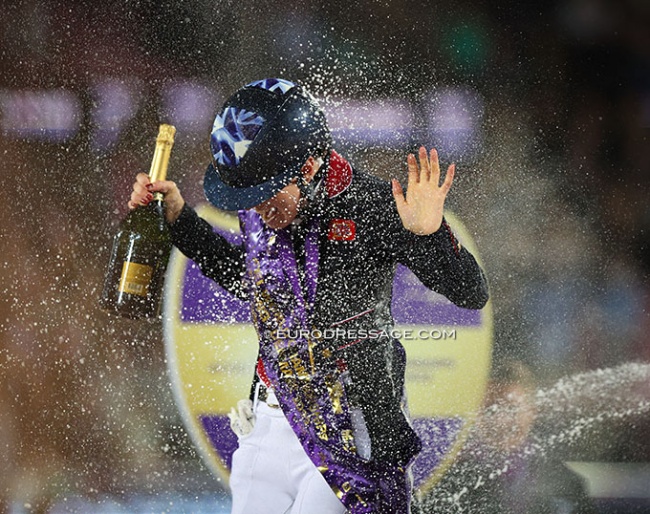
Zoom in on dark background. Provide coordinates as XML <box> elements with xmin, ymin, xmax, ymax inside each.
<box><xmin>1</xmin><ymin>0</ymin><xmax>648</xmax><ymax>512</ymax></box>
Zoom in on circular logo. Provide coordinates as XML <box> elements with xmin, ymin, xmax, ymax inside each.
<box><xmin>163</xmin><ymin>205</ymin><xmax>493</xmax><ymax>495</ymax></box>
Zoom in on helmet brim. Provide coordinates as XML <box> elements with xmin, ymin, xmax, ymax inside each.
<box><xmin>203</xmin><ymin>162</ymin><xmax>297</xmax><ymax>211</ymax></box>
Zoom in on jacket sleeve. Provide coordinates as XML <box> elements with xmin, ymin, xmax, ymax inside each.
<box><xmin>393</xmin><ymin>216</ymin><xmax>489</xmax><ymax>309</ymax></box>
<box><xmin>168</xmin><ymin>203</ymin><xmax>247</xmax><ymax>299</ymax></box>
<box><xmin>367</xmin><ymin>170</ymin><xmax>488</xmax><ymax>309</ymax></box>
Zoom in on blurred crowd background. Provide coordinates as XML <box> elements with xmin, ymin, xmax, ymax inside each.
<box><xmin>0</xmin><ymin>0</ymin><xmax>648</xmax><ymax>512</ymax></box>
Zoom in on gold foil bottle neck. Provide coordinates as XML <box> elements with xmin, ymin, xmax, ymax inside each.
<box><xmin>156</xmin><ymin>124</ymin><xmax>176</xmax><ymax>145</ymax></box>
<box><xmin>149</xmin><ymin>124</ymin><xmax>176</xmax><ymax>184</ymax></box>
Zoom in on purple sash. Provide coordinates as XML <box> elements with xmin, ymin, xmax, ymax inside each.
<box><xmin>239</xmin><ymin>210</ymin><xmax>411</xmax><ymax>513</ymax></box>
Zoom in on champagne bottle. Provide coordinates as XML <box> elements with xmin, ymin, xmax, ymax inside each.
<box><xmin>100</xmin><ymin>124</ymin><xmax>176</xmax><ymax>320</ymax></box>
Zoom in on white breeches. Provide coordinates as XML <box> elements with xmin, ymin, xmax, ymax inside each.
<box><xmin>229</xmin><ymin>397</ymin><xmax>348</xmax><ymax>514</ymax></box>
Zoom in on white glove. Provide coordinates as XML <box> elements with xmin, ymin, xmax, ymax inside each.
<box><xmin>228</xmin><ymin>399</ymin><xmax>256</xmax><ymax>438</ymax></box>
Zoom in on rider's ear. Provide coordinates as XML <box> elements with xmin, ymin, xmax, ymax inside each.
<box><xmin>300</xmin><ymin>156</ymin><xmax>322</xmax><ymax>184</ymax></box>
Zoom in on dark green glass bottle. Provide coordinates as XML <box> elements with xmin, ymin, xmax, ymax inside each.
<box><xmin>100</xmin><ymin>124</ymin><xmax>176</xmax><ymax>320</ymax></box>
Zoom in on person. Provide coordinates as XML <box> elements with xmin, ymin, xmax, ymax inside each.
<box><xmin>129</xmin><ymin>78</ymin><xmax>489</xmax><ymax>514</ymax></box>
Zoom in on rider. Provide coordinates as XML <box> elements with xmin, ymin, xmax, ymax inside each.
<box><xmin>129</xmin><ymin>78</ymin><xmax>489</xmax><ymax>514</ymax></box>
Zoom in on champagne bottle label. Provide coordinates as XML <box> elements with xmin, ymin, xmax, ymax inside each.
<box><xmin>118</xmin><ymin>261</ymin><xmax>153</xmax><ymax>296</ymax></box>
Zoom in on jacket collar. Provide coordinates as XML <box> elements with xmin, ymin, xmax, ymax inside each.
<box><xmin>325</xmin><ymin>150</ymin><xmax>353</xmax><ymax>199</ymax></box>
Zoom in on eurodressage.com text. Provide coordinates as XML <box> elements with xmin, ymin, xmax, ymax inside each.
<box><xmin>272</xmin><ymin>328</ymin><xmax>458</xmax><ymax>341</ymax></box>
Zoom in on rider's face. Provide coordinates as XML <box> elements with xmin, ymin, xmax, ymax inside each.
<box><xmin>253</xmin><ymin>156</ymin><xmax>321</xmax><ymax>229</ymax></box>
<box><xmin>254</xmin><ymin>182</ymin><xmax>301</xmax><ymax>230</ymax></box>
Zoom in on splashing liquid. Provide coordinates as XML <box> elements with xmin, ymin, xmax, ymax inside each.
<box><xmin>418</xmin><ymin>363</ymin><xmax>650</xmax><ymax>513</ymax></box>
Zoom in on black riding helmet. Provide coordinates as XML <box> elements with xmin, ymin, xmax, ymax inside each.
<box><xmin>204</xmin><ymin>78</ymin><xmax>331</xmax><ymax>211</ymax></box>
